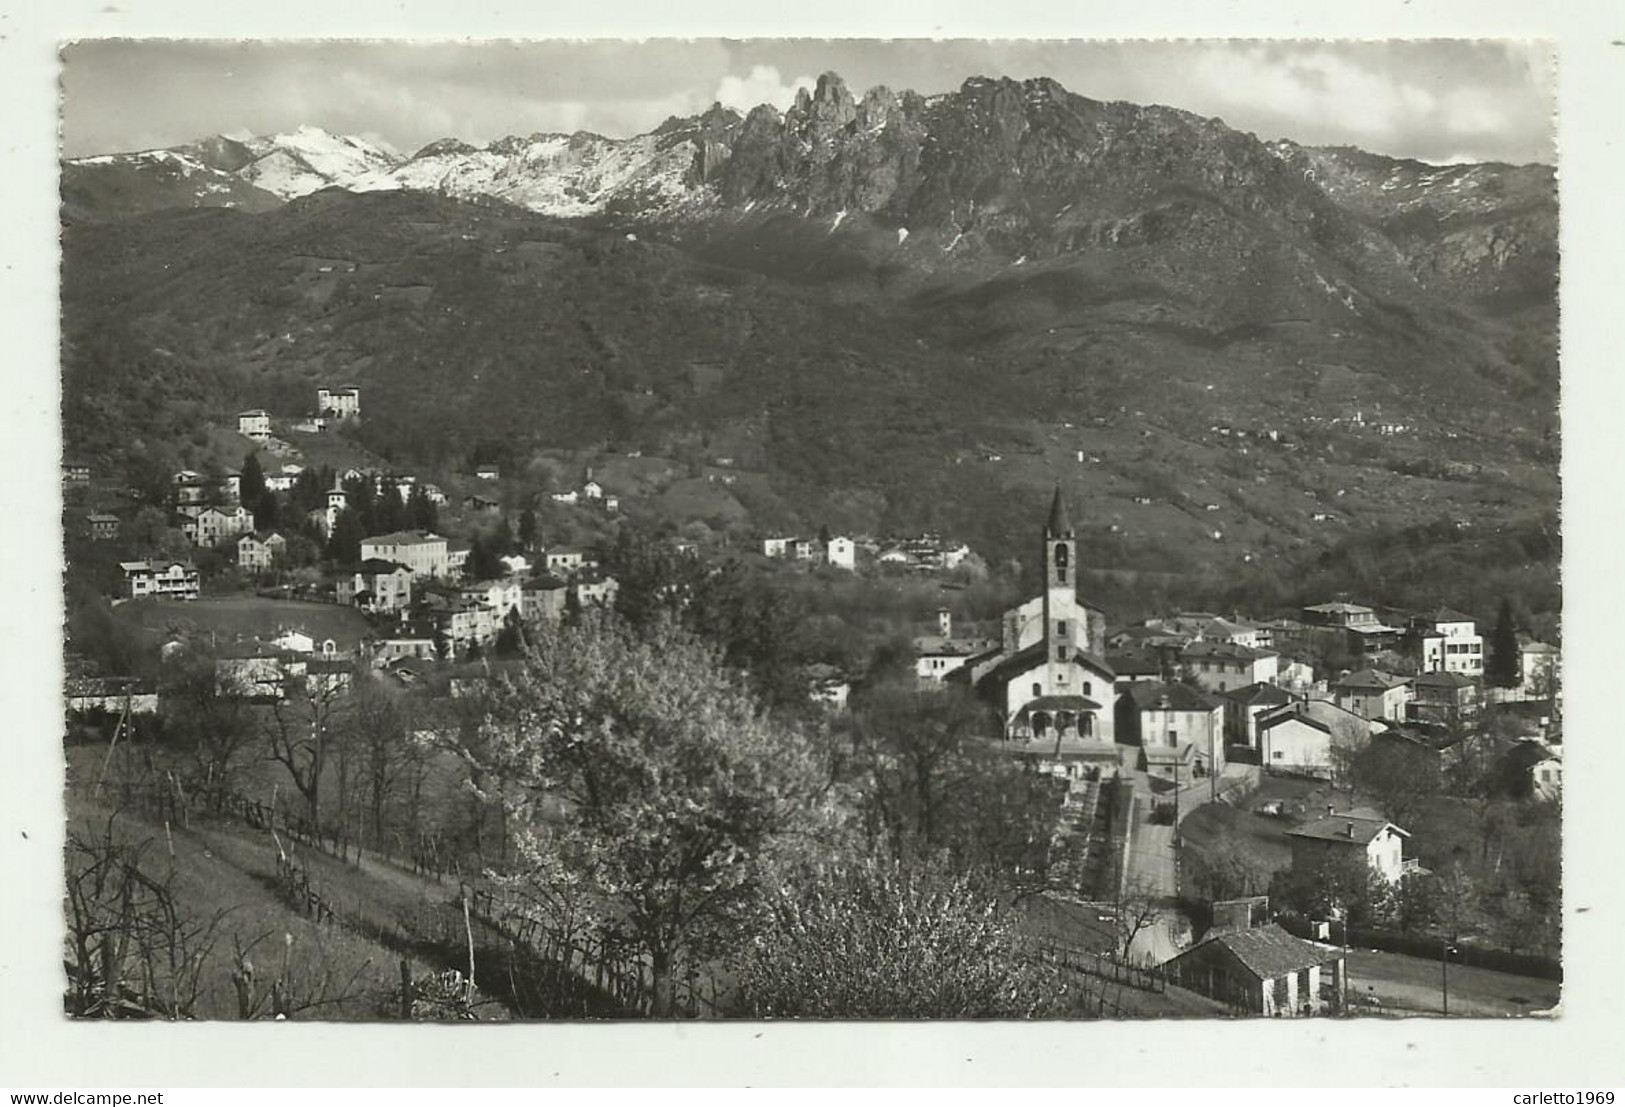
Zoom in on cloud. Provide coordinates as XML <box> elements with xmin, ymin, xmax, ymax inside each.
<box><xmin>713</xmin><ymin>65</ymin><xmax>816</xmax><ymax>115</ymax></box>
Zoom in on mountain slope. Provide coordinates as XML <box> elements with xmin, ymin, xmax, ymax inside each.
<box><xmin>59</xmin><ymin>72</ymin><xmax>1558</xmax><ymax>574</ymax></box>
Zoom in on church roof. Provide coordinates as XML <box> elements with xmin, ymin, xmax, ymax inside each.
<box><xmin>978</xmin><ymin>641</ymin><xmax>1115</xmax><ymax>689</ymax></box>
<box><xmin>1046</xmin><ymin>485</ymin><xmax>1072</xmax><ymax>535</ymax></box>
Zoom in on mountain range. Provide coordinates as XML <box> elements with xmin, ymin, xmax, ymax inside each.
<box><xmin>60</xmin><ymin>73</ymin><xmax>1559</xmax><ymax>604</ymax></box>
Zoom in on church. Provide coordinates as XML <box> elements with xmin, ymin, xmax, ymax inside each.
<box><xmin>958</xmin><ymin>488</ymin><xmax>1119</xmax><ymax>759</ymax></box>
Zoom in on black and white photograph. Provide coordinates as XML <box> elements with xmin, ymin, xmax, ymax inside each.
<box><xmin>46</xmin><ymin>35</ymin><xmax>1572</xmax><ymax>1029</ymax></box>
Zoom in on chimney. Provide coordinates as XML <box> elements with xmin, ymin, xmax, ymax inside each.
<box><xmin>1345</xmin><ymin>822</ymin><xmax>1356</xmax><ymax>838</ymax></box>
<box><xmin>938</xmin><ymin>608</ymin><xmax>952</xmax><ymax>639</ymax></box>
<box><xmin>1326</xmin><ymin>804</ymin><xmax>1336</xmax><ymax>818</ymax></box>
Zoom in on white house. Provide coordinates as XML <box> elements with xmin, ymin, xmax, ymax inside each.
<box><xmin>183</xmin><ymin>505</ymin><xmax>255</xmax><ymax>547</ymax></box>
<box><xmin>1256</xmin><ymin>699</ymin><xmax>1372</xmax><ymax>778</ymax></box>
<box><xmin>120</xmin><ymin>560</ymin><xmax>200</xmax><ymax>601</ymax></box>
<box><xmin>237</xmin><ymin>409</ymin><xmax>271</xmax><ymax>441</ymax></box>
<box><xmin>761</xmin><ymin>537</ymin><xmax>792</xmax><ymax>559</ymax></box>
<box><xmin>360</xmin><ymin>531</ymin><xmax>450</xmax><ymax>580</ymax></box>
<box><xmin>236</xmin><ymin>532</ymin><xmax>286</xmax><ymax>573</ymax></box>
<box><xmin>1180</xmin><ymin>640</ymin><xmax>1280</xmax><ymax>695</ymax></box>
<box><xmin>544</xmin><ymin>547</ymin><xmax>590</xmax><ymax>575</ymax></box>
<box><xmin>825</xmin><ymin>535</ymin><xmax>856</xmax><ymax>570</ymax></box>
<box><xmin>1332</xmin><ymin>669</ymin><xmax>1410</xmax><ymax>722</ymax></box>
<box><xmin>461</xmin><ymin>578</ymin><xmax>524</xmax><ymax>621</ymax></box>
<box><xmin>1287</xmin><ymin>809</ymin><xmax>1413</xmax><ymax>884</ymax></box>
<box><xmin>1416</xmin><ymin>607</ymin><xmax>1484</xmax><ymax>677</ymax></box>
<box><xmin>316</xmin><ymin>386</ymin><xmax>360</xmax><ymax>419</ymax></box>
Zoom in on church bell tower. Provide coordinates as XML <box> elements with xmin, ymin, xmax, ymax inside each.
<box><xmin>1043</xmin><ymin>485</ymin><xmax>1079</xmax><ymax>664</ymax></box>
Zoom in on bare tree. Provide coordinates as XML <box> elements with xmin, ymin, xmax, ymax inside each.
<box><xmin>1114</xmin><ymin>875</ymin><xmax>1164</xmax><ymax>962</ymax></box>
<box><xmin>263</xmin><ymin>672</ymin><xmax>351</xmax><ymax>839</ymax></box>
<box><xmin>64</xmin><ymin>820</ymin><xmax>228</xmax><ymax>1019</ymax></box>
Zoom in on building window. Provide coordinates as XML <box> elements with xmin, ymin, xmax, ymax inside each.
<box><xmin>1083</xmin><ymin>681</ymin><xmax>1092</xmax><ymax>696</ymax></box>
<box><xmin>1056</xmin><ymin>620</ymin><xmax>1068</xmax><ymax>637</ymax></box>
<box><xmin>1082</xmin><ymin>714</ymin><xmax>1093</xmax><ymax>737</ymax></box>
<box><xmin>1054</xmin><ymin>542</ymin><xmax>1069</xmax><ymax>583</ymax></box>
<box><xmin>1056</xmin><ymin>645</ymin><xmax>1068</xmax><ymax>661</ymax></box>
<box><xmin>1168</xmin><ymin>729</ymin><xmax>1178</xmax><ymax>746</ymax></box>
<box><xmin>1033</xmin><ymin>682</ymin><xmax>1042</xmax><ymax>698</ymax></box>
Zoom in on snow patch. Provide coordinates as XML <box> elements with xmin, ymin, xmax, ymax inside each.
<box><xmin>896</xmin><ymin>227</ymin><xmax>909</xmax><ymax>245</ymax></box>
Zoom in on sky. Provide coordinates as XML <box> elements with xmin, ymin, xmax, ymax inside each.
<box><xmin>60</xmin><ymin>39</ymin><xmax>1556</xmax><ymax>165</ymax></box>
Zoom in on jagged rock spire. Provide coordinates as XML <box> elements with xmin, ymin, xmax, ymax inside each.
<box><xmin>1046</xmin><ymin>484</ymin><xmax>1072</xmax><ymax>536</ymax></box>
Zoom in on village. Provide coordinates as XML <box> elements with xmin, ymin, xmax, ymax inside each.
<box><xmin>59</xmin><ymin>381</ymin><xmax>1564</xmax><ymax>1021</ymax></box>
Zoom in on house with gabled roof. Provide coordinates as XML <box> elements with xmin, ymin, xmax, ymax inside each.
<box><xmin>1256</xmin><ymin>698</ymin><xmax>1372</xmax><ymax>778</ymax></box>
<box><xmin>1180</xmin><ymin>639</ymin><xmax>1280</xmax><ymax>695</ymax></box>
<box><xmin>1219</xmin><ymin>681</ymin><xmax>1295</xmax><ymax>749</ymax></box>
<box><xmin>236</xmin><ymin>531</ymin><xmax>286</xmax><ymax>573</ymax></box>
<box><xmin>1332</xmin><ymin>668</ymin><xmax>1410</xmax><ymax>722</ymax></box>
<box><xmin>85</xmin><ymin>513</ymin><xmax>121</xmax><ymax>542</ymax></box>
<box><xmin>1165</xmin><ymin>922</ymin><xmax>1344</xmax><ymax>1016</ymax></box>
<box><xmin>120</xmin><ymin>560</ymin><xmax>199</xmax><ymax>601</ymax></box>
<box><xmin>1411</xmin><ymin>605</ymin><xmax>1484</xmax><ymax>677</ymax></box>
<box><xmin>1287</xmin><ymin>807</ymin><xmax>1414</xmax><ymax>883</ymax></box>
<box><xmin>1120</xmin><ymin>681</ymin><xmax>1224</xmax><ymax>781</ymax></box>
<box><xmin>1407</xmin><ymin>669</ymin><xmax>1481</xmax><ymax>726</ymax></box>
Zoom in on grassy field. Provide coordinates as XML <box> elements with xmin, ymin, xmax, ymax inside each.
<box><xmin>65</xmin><ymin>789</ymin><xmax>475</xmax><ymax>1021</ymax></box>
<box><xmin>112</xmin><ymin>595</ymin><xmax>374</xmax><ymax>651</ymax></box>
<box><xmin>1343</xmin><ymin>947</ymin><xmax>1559</xmax><ymax>1017</ymax></box>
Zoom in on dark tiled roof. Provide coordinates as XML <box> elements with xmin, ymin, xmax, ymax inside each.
<box><xmin>1428</xmin><ymin>606</ymin><xmax>1477</xmax><ymax>624</ymax></box>
<box><xmin>1411</xmin><ymin>670</ymin><xmax>1474</xmax><ymax>688</ymax></box>
<box><xmin>1181</xmin><ymin>640</ymin><xmax>1277</xmax><ymax>662</ymax></box>
<box><xmin>1179</xmin><ymin>923</ymin><xmax>1333</xmax><ymax>981</ymax></box>
<box><xmin>1335</xmin><ymin>668</ymin><xmax>1405</xmax><ymax>691</ymax></box>
<box><xmin>1128</xmin><ymin>681</ymin><xmax>1221</xmax><ymax>713</ymax></box>
<box><xmin>1287</xmin><ymin>812</ymin><xmax>1407</xmax><ymax>845</ymax></box>
<box><xmin>1105</xmin><ymin>649</ymin><xmax>1164</xmax><ymax>676</ymax></box>
<box><xmin>1220</xmin><ymin>681</ymin><xmax>1293</xmax><ymax>707</ymax></box>
<box><xmin>977</xmin><ymin>641</ymin><xmax>1115</xmax><ymax>688</ymax></box>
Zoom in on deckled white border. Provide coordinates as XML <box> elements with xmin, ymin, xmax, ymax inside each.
<box><xmin>1</xmin><ymin>0</ymin><xmax>1619</xmax><ymax>1089</ymax></box>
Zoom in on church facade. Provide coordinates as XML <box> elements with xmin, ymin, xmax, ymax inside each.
<box><xmin>963</xmin><ymin>488</ymin><xmax>1117</xmax><ymax>751</ymax></box>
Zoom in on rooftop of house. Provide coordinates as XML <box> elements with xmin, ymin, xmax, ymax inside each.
<box><xmin>1104</xmin><ymin>648</ymin><xmax>1163</xmax><ymax>677</ymax></box>
<box><xmin>1335</xmin><ymin>668</ymin><xmax>1407</xmax><ymax>691</ymax></box>
<box><xmin>1287</xmin><ymin>811</ymin><xmax>1407</xmax><ymax>845</ymax></box>
<box><xmin>1304</xmin><ymin>601</ymin><xmax>1375</xmax><ymax>615</ymax></box>
<box><xmin>1411</xmin><ymin>670</ymin><xmax>1475</xmax><ymax>689</ymax></box>
<box><xmin>1128</xmin><ymin>681</ymin><xmax>1222</xmax><ymax>713</ymax></box>
<box><xmin>912</xmin><ymin>635</ymin><xmax>997</xmax><ymax>657</ymax></box>
<box><xmin>1220</xmin><ymin>681</ymin><xmax>1294</xmax><ymax>707</ymax></box>
<box><xmin>1175</xmin><ymin>923</ymin><xmax>1334</xmax><ymax>981</ymax></box>
<box><xmin>363</xmin><ymin>530</ymin><xmax>445</xmax><ymax>547</ymax></box>
<box><xmin>1181</xmin><ymin>640</ymin><xmax>1277</xmax><ymax>662</ymax></box>
<box><xmin>86</xmin><ymin>513</ymin><xmax>119</xmax><ymax>523</ymax></box>
<box><xmin>1520</xmin><ymin>640</ymin><xmax>1560</xmax><ymax>655</ymax></box>
<box><xmin>1426</xmin><ymin>606</ymin><xmax>1478</xmax><ymax>625</ymax></box>
<box><xmin>355</xmin><ymin>558</ymin><xmax>410</xmax><ymax>575</ymax></box>
<box><xmin>1144</xmin><ymin>743</ymin><xmax>1198</xmax><ymax>766</ymax></box>
<box><xmin>1257</xmin><ymin>698</ymin><xmax>1367</xmax><ymax>734</ymax></box>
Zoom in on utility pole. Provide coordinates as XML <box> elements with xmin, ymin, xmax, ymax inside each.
<box><xmin>1441</xmin><ymin>936</ymin><xmax>1451</xmax><ymax>1016</ymax></box>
